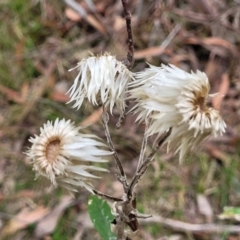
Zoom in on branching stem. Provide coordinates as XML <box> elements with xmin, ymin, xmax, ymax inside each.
<box><xmin>136</xmin><ymin>120</ymin><xmax>149</xmax><ymax>171</ymax></box>
<box><xmin>127</xmin><ymin>128</ymin><xmax>172</xmax><ymax>199</ymax></box>
<box><xmin>92</xmin><ymin>189</ymin><xmax>122</xmax><ymax>202</ymax></box>
<box><xmin>102</xmin><ymin>106</ymin><xmax>129</xmax><ymax>191</ymax></box>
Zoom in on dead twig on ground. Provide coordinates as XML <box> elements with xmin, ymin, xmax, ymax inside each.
<box><xmin>142</xmin><ymin>215</ymin><xmax>240</xmax><ymax>234</ymax></box>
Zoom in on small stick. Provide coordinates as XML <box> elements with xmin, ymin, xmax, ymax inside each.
<box><xmin>92</xmin><ymin>189</ymin><xmax>122</xmax><ymax>202</ymax></box>
<box><xmin>121</xmin><ymin>0</ymin><xmax>134</xmax><ymax>68</ymax></box>
<box><xmin>136</xmin><ymin>120</ymin><xmax>149</xmax><ymax>172</ymax></box>
<box><xmin>102</xmin><ymin>106</ymin><xmax>128</xmax><ymax>191</ymax></box>
<box><xmin>127</xmin><ymin>128</ymin><xmax>172</xmax><ymax>198</ymax></box>
<box><xmin>141</xmin><ymin>215</ymin><xmax>240</xmax><ymax>234</ymax></box>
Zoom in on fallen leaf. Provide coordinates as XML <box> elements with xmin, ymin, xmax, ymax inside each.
<box><xmin>86</xmin><ymin>14</ymin><xmax>108</xmax><ymax>36</ymax></box>
<box><xmin>197</xmin><ymin>194</ymin><xmax>213</xmax><ymax>223</ymax></box>
<box><xmin>80</xmin><ymin>107</ymin><xmax>103</xmax><ymax>125</ymax></box>
<box><xmin>0</xmin><ymin>85</ymin><xmax>23</xmax><ymax>104</ymax></box>
<box><xmin>15</xmin><ymin>40</ymin><xmax>25</xmax><ymax>67</ymax></box>
<box><xmin>170</xmin><ymin>55</ymin><xmax>189</xmax><ymax>66</ymax></box>
<box><xmin>20</xmin><ymin>82</ymin><xmax>29</xmax><ymax>103</ymax></box>
<box><xmin>64</xmin><ymin>5</ymin><xmax>108</xmax><ymax>36</ymax></box>
<box><xmin>34</xmin><ymin>195</ymin><xmax>72</xmax><ymax>238</ymax></box>
<box><xmin>65</xmin><ymin>7</ymin><xmax>81</xmax><ymax>21</ymax></box>
<box><xmin>212</xmin><ymin>73</ymin><xmax>229</xmax><ymax>110</ymax></box>
<box><xmin>190</xmin><ymin>0</ymin><xmax>217</xmax><ymax>16</ymax></box>
<box><xmin>51</xmin><ymin>91</ymin><xmax>69</xmax><ymax>103</ymax></box>
<box><xmin>205</xmin><ymin>144</ymin><xmax>229</xmax><ymax>162</ymax></box>
<box><xmin>113</xmin><ymin>15</ymin><xmax>125</xmax><ymax>31</ymax></box>
<box><xmin>185</xmin><ymin>37</ymin><xmax>236</xmax><ymax>56</ymax></box>
<box><xmin>203</xmin><ymin>38</ymin><xmax>236</xmax><ymax>56</ymax></box>
<box><xmin>172</xmin><ymin>8</ymin><xmax>211</xmax><ymax>23</ymax></box>
<box><xmin>1</xmin><ymin>206</ymin><xmax>50</xmax><ymax>237</ymax></box>
<box><xmin>134</xmin><ymin>46</ymin><xmax>171</xmax><ymax>59</ymax></box>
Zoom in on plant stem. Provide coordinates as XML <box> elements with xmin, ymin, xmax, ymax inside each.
<box><xmin>127</xmin><ymin>128</ymin><xmax>172</xmax><ymax>199</ymax></box>
<box><xmin>121</xmin><ymin>0</ymin><xmax>134</xmax><ymax>68</ymax></box>
<box><xmin>102</xmin><ymin>106</ymin><xmax>128</xmax><ymax>191</ymax></box>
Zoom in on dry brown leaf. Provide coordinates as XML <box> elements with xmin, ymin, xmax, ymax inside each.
<box><xmin>189</xmin><ymin>0</ymin><xmax>217</xmax><ymax>16</ymax></box>
<box><xmin>205</xmin><ymin>145</ymin><xmax>229</xmax><ymax>162</ymax></box>
<box><xmin>0</xmin><ymin>85</ymin><xmax>23</xmax><ymax>104</ymax></box>
<box><xmin>212</xmin><ymin>73</ymin><xmax>229</xmax><ymax>110</ymax></box>
<box><xmin>65</xmin><ymin>7</ymin><xmax>81</xmax><ymax>21</ymax></box>
<box><xmin>112</xmin><ymin>181</ymin><xmax>124</xmax><ymax>198</ymax></box>
<box><xmin>5</xmin><ymin>190</ymin><xmax>35</xmax><ymax>200</ymax></box>
<box><xmin>172</xmin><ymin>8</ymin><xmax>211</xmax><ymax>22</ymax></box>
<box><xmin>170</xmin><ymin>55</ymin><xmax>189</xmax><ymax>66</ymax></box>
<box><xmin>77</xmin><ymin>212</ymin><xmax>93</xmax><ymax>229</ymax></box>
<box><xmin>185</xmin><ymin>37</ymin><xmax>236</xmax><ymax>56</ymax></box>
<box><xmin>20</xmin><ymin>82</ymin><xmax>29</xmax><ymax>103</ymax></box>
<box><xmin>14</xmin><ymin>40</ymin><xmax>25</xmax><ymax>68</ymax></box>
<box><xmin>197</xmin><ymin>194</ymin><xmax>213</xmax><ymax>223</ymax></box>
<box><xmin>73</xmin><ymin>227</ymin><xmax>84</xmax><ymax>240</ymax></box>
<box><xmin>1</xmin><ymin>206</ymin><xmax>50</xmax><ymax>237</ymax></box>
<box><xmin>86</xmin><ymin>14</ymin><xmax>108</xmax><ymax>36</ymax></box>
<box><xmin>15</xmin><ymin>62</ymin><xmax>56</xmax><ymax>122</ymax></box>
<box><xmin>64</xmin><ymin>6</ymin><xmax>108</xmax><ymax>36</ymax></box>
<box><xmin>80</xmin><ymin>107</ymin><xmax>103</xmax><ymax>125</ymax></box>
<box><xmin>134</xmin><ymin>46</ymin><xmax>171</xmax><ymax>59</ymax></box>
<box><xmin>203</xmin><ymin>38</ymin><xmax>236</xmax><ymax>56</ymax></box>
<box><xmin>34</xmin><ymin>195</ymin><xmax>72</xmax><ymax>238</ymax></box>
<box><xmin>113</xmin><ymin>15</ymin><xmax>125</xmax><ymax>31</ymax></box>
<box><xmin>204</xmin><ymin>59</ymin><xmax>218</xmax><ymax>80</ymax></box>
<box><xmin>51</xmin><ymin>90</ymin><xmax>69</xmax><ymax>103</ymax></box>
<box><xmin>228</xmin><ymin>235</ymin><xmax>240</xmax><ymax>240</ymax></box>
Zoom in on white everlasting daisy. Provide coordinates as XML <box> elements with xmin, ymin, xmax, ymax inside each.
<box><xmin>129</xmin><ymin>64</ymin><xmax>226</xmax><ymax>161</ymax></box>
<box><xmin>67</xmin><ymin>53</ymin><xmax>134</xmax><ymax>116</ymax></box>
<box><xmin>26</xmin><ymin>118</ymin><xmax>112</xmax><ymax>193</ymax></box>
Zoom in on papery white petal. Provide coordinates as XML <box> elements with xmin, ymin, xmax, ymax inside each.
<box><xmin>25</xmin><ymin>118</ymin><xmax>111</xmax><ymax>193</ymax></box>
<box><xmin>129</xmin><ymin>64</ymin><xmax>226</xmax><ymax>162</ymax></box>
<box><xmin>67</xmin><ymin>53</ymin><xmax>134</xmax><ymax>116</ymax></box>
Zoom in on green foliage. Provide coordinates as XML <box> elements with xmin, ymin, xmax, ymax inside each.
<box><xmin>88</xmin><ymin>195</ymin><xmax>116</xmax><ymax>240</ymax></box>
<box><xmin>219</xmin><ymin>206</ymin><xmax>240</xmax><ymax>221</ymax></box>
<box><xmin>52</xmin><ymin>209</ymin><xmax>75</xmax><ymax>240</ymax></box>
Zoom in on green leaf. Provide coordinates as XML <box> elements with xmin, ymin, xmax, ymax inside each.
<box><xmin>219</xmin><ymin>206</ymin><xmax>240</xmax><ymax>221</ymax></box>
<box><xmin>88</xmin><ymin>195</ymin><xmax>116</xmax><ymax>240</ymax></box>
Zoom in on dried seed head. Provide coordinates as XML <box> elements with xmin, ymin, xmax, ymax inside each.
<box><xmin>67</xmin><ymin>52</ymin><xmax>134</xmax><ymax>117</ymax></box>
<box><xmin>129</xmin><ymin>64</ymin><xmax>226</xmax><ymax>162</ymax></box>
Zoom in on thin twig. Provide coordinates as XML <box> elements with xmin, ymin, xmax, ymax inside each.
<box><xmin>71</xmin><ymin>213</ymin><xmax>240</xmax><ymax>234</ymax></box>
<box><xmin>136</xmin><ymin>120</ymin><xmax>149</xmax><ymax>172</ymax></box>
<box><xmin>159</xmin><ymin>24</ymin><xmax>181</xmax><ymax>49</ymax></box>
<box><xmin>62</xmin><ymin>0</ymin><xmax>87</xmax><ymax>18</ymax></box>
<box><xmin>141</xmin><ymin>215</ymin><xmax>240</xmax><ymax>234</ymax></box>
<box><xmin>62</xmin><ymin>0</ymin><xmax>109</xmax><ymax>36</ymax></box>
<box><xmin>121</xmin><ymin>0</ymin><xmax>134</xmax><ymax>68</ymax></box>
<box><xmin>102</xmin><ymin>107</ymin><xmax>128</xmax><ymax>191</ymax></box>
<box><xmin>127</xmin><ymin>128</ymin><xmax>172</xmax><ymax>198</ymax></box>
<box><xmin>92</xmin><ymin>189</ymin><xmax>122</xmax><ymax>202</ymax></box>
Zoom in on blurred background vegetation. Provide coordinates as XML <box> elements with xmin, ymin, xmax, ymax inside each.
<box><xmin>0</xmin><ymin>0</ymin><xmax>240</xmax><ymax>239</ymax></box>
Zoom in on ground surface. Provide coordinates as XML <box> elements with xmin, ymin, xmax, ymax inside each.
<box><xmin>0</xmin><ymin>0</ymin><xmax>240</xmax><ymax>239</ymax></box>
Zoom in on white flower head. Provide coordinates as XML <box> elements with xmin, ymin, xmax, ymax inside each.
<box><xmin>26</xmin><ymin>118</ymin><xmax>112</xmax><ymax>193</ymax></box>
<box><xmin>67</xmin><ymin>53</ymin><xmax>134</xmax><ymax>116</ymax></box>
<box><xmin>129</xmin><ymin>64</ymin><xmax>226</xmax><ymax>162</ymax></box>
